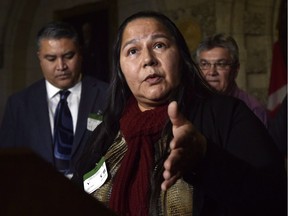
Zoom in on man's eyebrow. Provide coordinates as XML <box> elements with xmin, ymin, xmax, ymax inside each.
<box><xmin>63</xmin><ymin>51</ymin><xmax>75</xmax><ymax>55</ymax></box>
<box><xmin>200</xmin><ymin>58</ymin><xmax>229</xmax><ymax>62</ymax></box>
<box><xmin>43</xmin><ymin>51</ymin><xmax>75</xmax><ymax>58</ymax></box>
<box><xmin>44</xmin><ymin>54</ymin><xmax>56</xmax><ymax>58</ymax></box>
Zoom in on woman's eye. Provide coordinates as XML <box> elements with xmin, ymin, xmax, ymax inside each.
<box><xmin>128</xmin><ymin>48</ymin><xmax>137</xmax><ymax>55</ymax></box>
<box><xmin>154</xmin><ymin>43</ymin><xmax>165</xmax><ymax>49</ymax></box>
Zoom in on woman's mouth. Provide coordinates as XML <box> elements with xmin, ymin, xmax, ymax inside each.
<box><xmin>144</xmin><ymin>74</ymin><xmax>163</xmax><ymax>84</ymax></box>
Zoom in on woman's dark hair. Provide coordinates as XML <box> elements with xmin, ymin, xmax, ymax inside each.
<box><xmin>76</xmin><ymin>10</ymin><xmax>212</xmax><ymax>215</ymax></box>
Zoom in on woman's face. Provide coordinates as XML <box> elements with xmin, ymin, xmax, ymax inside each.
<box><xmin>120</xmin><ymin>18</ymin><xmax>182</xmax><ymax>111</ymax></box>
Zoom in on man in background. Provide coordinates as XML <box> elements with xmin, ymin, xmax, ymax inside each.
<box><xmin>0</xmin><ymin>21</ymin><xmax>108</xmax><ymax>177</ymax></box>
<box><xmin>195</xmin><ymin>33</ymin><xmax>267</xmax><ymax>126</ymax></box>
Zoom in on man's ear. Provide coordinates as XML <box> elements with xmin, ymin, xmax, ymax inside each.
<box><xmin>37</xmin><ymin>51</ymin><xmax>41</xmax><ymax>60</ymax></box>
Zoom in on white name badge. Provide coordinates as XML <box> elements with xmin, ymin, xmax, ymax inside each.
<box><xmin>87</xmin><ymin>113</ymin><xmax>103</xmax><ymax>131</ymax></box>
<box><xmin>83</xmin><ymin>157</ymin><xmax>108</xmax><ymax>194</ymax></box>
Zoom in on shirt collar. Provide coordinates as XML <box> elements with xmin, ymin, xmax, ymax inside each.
<box><xmin>46</xmin><ymin>80</ymin><xmax>82</xmax><ymax>99</ymax></box>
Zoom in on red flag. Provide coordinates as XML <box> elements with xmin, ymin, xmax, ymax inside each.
<box><xmin>267</xmin><ymin>41</ymin><xmax>287</xmax><ymax>117</ymax></box>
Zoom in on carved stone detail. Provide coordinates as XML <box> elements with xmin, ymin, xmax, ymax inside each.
<box><xmin>244</xmin><ymin>11</ymin><xmax>266</xmax><ymax>35</ymax></box>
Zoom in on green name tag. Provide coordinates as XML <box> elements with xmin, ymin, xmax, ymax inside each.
<box><xmin>83</xmin><ymin>157</ymin><xmax>108</xmax><ymax>194</ymax></box>
<box><xmin>88</xmin><ymin>113</ymin><xmax>103</xmax><ymax>121</ymax></box>
<box><xmin>87</xmin><ymin>113</ymin><xmax>103</xmax><ymax>131</ymax></box>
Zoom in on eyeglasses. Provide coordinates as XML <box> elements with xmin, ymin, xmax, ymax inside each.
<box><xmin>198</xmin><ymin>61</ymin><xmax>232</xmax><ymax>70</ymax></box>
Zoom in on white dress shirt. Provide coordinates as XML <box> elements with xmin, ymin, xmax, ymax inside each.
<box><xmin>46</xmin><ymin>80</ymin><xmax>82</xmax><ymax>137</ymax></box>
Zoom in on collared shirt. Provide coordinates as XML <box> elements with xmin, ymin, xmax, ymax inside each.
<box><xmin>232</xmin><ymin>85</ymin><xmax>268</xmax><ymax>127</ymax></box>
<box><xmin>46</xmin><ymin>80</ymin><xmax>82</xmax><ymax>136</ymax></box>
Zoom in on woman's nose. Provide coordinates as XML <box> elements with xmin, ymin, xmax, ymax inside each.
<box><xmin>143</xmin><ymin>49</ymin><xmax>157</xmax><ymax>67</ymax></box>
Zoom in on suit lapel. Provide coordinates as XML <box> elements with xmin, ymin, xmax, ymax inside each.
<box><xmin>72</xmin><ymin>77</ymin><xmax>98</xmax><ymax>155</ymax></box>
<box><xmin>33</xmin><ymin>80</ymin><xmax>54</xmax><ymax>158</ymax></box>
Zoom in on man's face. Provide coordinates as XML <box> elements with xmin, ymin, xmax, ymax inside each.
<box><xmin>198</xmin><ymin>47</ymin><xmax>238</xmax><ymax>93</ymax></box>
<box><xmin>37</xmin><ymin>38</ymin><xmax>82</xmax><ymax>89</ymax></box>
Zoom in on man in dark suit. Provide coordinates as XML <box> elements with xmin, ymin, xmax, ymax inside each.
<box><xmin>0</xmin><ymin>21</ymin><xmax>108</xmax><ymax>177</ymax></box>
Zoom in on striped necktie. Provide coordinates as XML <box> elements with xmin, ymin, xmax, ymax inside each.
<box><xmin>53</xmin><ymin>90</ymin><xmax>74</xmax><ymax>174</ymax></box>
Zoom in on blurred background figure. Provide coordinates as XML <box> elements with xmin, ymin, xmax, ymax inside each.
<box><xmin>196</xmin><ymin>33</ymin><xmax>268</xmax><ymax>126</ymax></box>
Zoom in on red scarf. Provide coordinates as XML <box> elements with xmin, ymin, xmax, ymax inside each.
<box><xmin>109</xmin><ymin>96</ymin><xmax>168</xmax><ymax>215</ymax></box>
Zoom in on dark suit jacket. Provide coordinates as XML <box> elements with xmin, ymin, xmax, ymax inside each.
<box><xmin>0</xmin><ymin>75</ymin><xmax>108</xmax><ymax>174</ymax></box>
